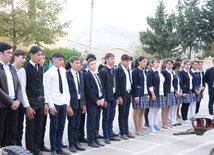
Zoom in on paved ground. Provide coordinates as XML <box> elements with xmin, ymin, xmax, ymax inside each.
<box><xmin>33</xmin><ymin>89</ymin><xmax>214</xmax><ymax>155</ymax></box>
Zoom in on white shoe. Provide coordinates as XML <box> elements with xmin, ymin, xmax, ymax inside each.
<box><xmin>183</xmin><ymin>120</ymin><xmax>191</xmax><ymax>124</ymax></box>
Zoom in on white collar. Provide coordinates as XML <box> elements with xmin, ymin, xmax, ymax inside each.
<box><xmin>191</xmin><ymin>69</ymin><xmax>198</xmax><ymax>73</ymax></box>
<box><xmin>121</xmin><ymin>64</ymin><xmax>128</xmax><ymax>70</ymax></box>
<box><xmin>166</xmin><ymin>68</ymin><xmax>172</xmax><ymax>73</ymax></box>
<box><xmin>152</xmin><ymin>67</ymin><xmax>158</xmax><ymax>72</ymax></box>
<box><xmin>89</xmin><ymin>70</ymin><xmax>97</xmax><ymax>74</ymax></box>
<box><xmin>29</xmin><ymin>59</ymin><xmax>37</xmax><ymax>67</ymax></box>
<box><xmin>70</xmin><ymin>68</ymin><xmax>78</xmax><ymax>74</ymax></box>
<box><xmin>183</xmin><ymin>68</ymin><xmax>189</xmax><ymax>72</ymax></box>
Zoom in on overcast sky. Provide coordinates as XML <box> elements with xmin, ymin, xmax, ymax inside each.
<box><xmin>64</xmin><ymin>0</ymin><xmax>178</xmax><ymax>33</ymax></box>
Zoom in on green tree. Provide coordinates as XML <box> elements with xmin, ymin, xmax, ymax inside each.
<box><xmin>200</xmin><ymin>0</ymin><xmax>214</xmax><ymax>57</ymax></box>
<box><xmin>0</xmin><ymin>0</ymin><xmax>70</xmax><ymax>50</ymax></box>
<box><xmin>139</xmin><ymin>1</ymin><xmax>178</xmax><ymax>59</ymax></box>
<box><xmin>176</xmin><ymin>0</ymin><xmax>202</xmax><ymax>59</ymax></box>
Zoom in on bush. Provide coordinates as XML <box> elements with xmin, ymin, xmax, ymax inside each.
<box><xmin>26</xmin><ymin>48</ymin><xmax>82</xmax><ymax>69</ymax></box>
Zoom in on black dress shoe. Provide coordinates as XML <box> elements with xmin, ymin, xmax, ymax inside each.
<box><xmin>69</xmin><ymin>145</ymin><xmax>77</xmax><ymax>153</ymax></box>
<box><xmin>56</xmin><ymin>149</ymin><xmax>70</xmax><ymax>155</ymax></box>
<box><xmin>79</xmin><ymin>137</ymin><xmax>88</xmax><ymax>143</ymax></box>
<box><xmin>109</xmin><ymin>136</ymin><xmax>121</xmax><ymax>141</ymax></box>
<box><xmin>75</xmin><ymin>144</ymin><xmax>86</xmax><ymax>151</ymax></box>
<box><xmin>88</xmin><ymin>142</ymin><xmax>100</xmax><ymax>148</ymax></box>
<box><xmin>94</xmin><ymin>139</ymin><xmax>105</xmax><ymax>147</ymax></box>
<box><xmin>98</xmin><ymin>134</ymin><xmax>104</xmax><ymax>139</ymax></box>
<box><xmin>51</xmin><ymin>151</ymin><xmax>57</xmax><ymax>155</ymax></box>
<box><xmin>104</xmin><ymin>138</ymin><xmax>111</xmax><ymax>144</ymax></box>
<box><xmin>62</xmin><ymin>143</ymin><xmax>68</xmax><ymax>148</ymax></box>
<box><xmin>34</xmin><ymin>152</ymin><xmax>43</xmax><ymax>155</ymax></box>
<box><xmin>113</xmin><ymin>132</ymin><xmax>119</xmax><ymax>137</ymax></box>
<box><xmin>41</xmin><ymin>145</ymin><xmax>51</xmax><ymax>152</ymax></box>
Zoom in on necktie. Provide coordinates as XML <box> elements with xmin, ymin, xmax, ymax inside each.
<box><xmin>76</xmin><ymin>72</ymin><xmax>81</xmax><ymax>94</ymax></box>
<box><xmin>35</xmin><ymin>64</ymin><xmax>38</xmax><ymax>71</ymax></box>
<box><xmin>94</xmin><ymin>73</ymin><xmax>102</xmax><ymax>89</ymax></box>
<box><xmin>57</xmin><ymin>68</ymin><xmax>63</xmax><ymax>94</ymax></box>
<box><xmin>127</xmin><ymin>68</ymin><xmax>132</xmax><ymax>83</ymax></box>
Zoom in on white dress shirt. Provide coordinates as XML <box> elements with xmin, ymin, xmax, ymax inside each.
<box><xmin>121</xmin><ymin>65</ymin><xmax>131</xmax><ymax>91</ymax></box>
<box><xmin>166</xmin><ymin>68</ymin><xmax>174</xmax><ymax>92</ymax></box>
<box><xmin>184</xmin><ymin>68</ymin><xmax>193</xmax><ymax>90</ymax></box>
<box><xmin>70</xmin><ymin>69</ymin><xmax>81</xmax><ymax>99</ymax></box>
<box><xmin>0</xmin><ymin>61</ymin><xmax>15</xmax><ymax>100</ymax></box>
<box><xmin>90</xmin><ymin>70</ymin><xmax>102</xmax><ymax>98</ymax></box>
<box><xmin>44</xmin><ymin>66</ymin><xmax>70</xmax><ymax>108</ymax></box>
<box><xmin>143</xmin><ymin>69</ymin><xmax>148</xmax><ymax>95</ymax></box>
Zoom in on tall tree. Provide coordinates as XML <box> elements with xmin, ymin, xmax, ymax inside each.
<box><xmin>176</xmin><ymin>0</ymin><xmax>202</xmax><ymax>59</ymax></box>
<box><xmin>0</xmin><ymin>0</ymin><xmax>70</xmax><ymax>50</ymax></box>
<box><xmin>139</xmin><ymin>1</ymin><xmax>178</xmax><ymax>59</ymax></box>
<box><xmin>200</xmin><ymin>0</ymin><xmax>214</xmax><ymax>57</ymax></box>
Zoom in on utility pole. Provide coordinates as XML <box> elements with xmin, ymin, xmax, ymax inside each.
<box><xmin>89</xmin><ymin>0</ymin><xmax>94</xmax><ymax>53</ymax></box>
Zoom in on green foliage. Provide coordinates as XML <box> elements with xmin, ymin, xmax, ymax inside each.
<box><xmin>0</xmin><ymin>0</ymin><xmax>71</xmax><ymax>50</ymax></box>
<box><xmin>139</xmin><ymin>1</ymin><xmax>179</xmax><ymax>59</ymax></box>
<box><xmin>25</xmin><ymin>48</ymin><xmax>82</xmax><ymax>69</ymax></box>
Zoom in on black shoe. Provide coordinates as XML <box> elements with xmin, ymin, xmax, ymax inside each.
<box><xmin>56</xmin><ymin>149</ymin><xmax>70</xmax><ymax>155</ymax></box>
<box><xmin>41</xmin><ymin>146</ymin><xmax>51</xmax><ymax>152</ymax></box>
<box><xmin>144</xmin><ymin>123</ymin><xmax>149</xmax><ymax>127</ymax></box>
<box><xmin>104</xmin><ymin>138</ymin><xmax>111</xmax><ymax>144</ymax></box>
<box><xmin>113</xmin><ymin>132</ymin><xmax>119</xmax><ymax>137</ymax></box>
<box><xmin>126</xmin><ymin>133</ymin><xmax>135</xmax><ymax>138</ymax></box>
<box><xmin>98</xmin><ymin>134</ymin><xmax>104</xmax><ymax>139</ymax></box>
<box><xmin>176</xmin><ymin>122</ymin><xmax>182</xmax><ymax>126</ymax></box>
<box><xmin>79</xmin><ymin>137</ymin><xmax>88</xmax><ymax>143</ymax></box>
<box><xmin>69</xmin><ymin>145</ymin><xmax>77</xmax><ymax>153</ymax></box>
<box><xmin>88</xmin><ymin>142</ymin><xmax>100</xmax><ymax>148</ymax></box>
<box><xmin>109</xmin><ymin>136</ymin><xmax>121</xmax><ymax>141</ymax></box>
<box><xmin>34</xmin><ymin>152</ymin><xmax>43</xmax><ymax>155</ymax></box>
<box><xmin>75</xmin><ymin>144</ymin><xmax>86</xmax><ymax>151</ymax></box>
<box><xmin>62</xmin><ymin>143</ymin><xmax>68</xmax><ymax>148</ymax></box>
<box><xmin>94</xmin><ymin>139</ymin><xmax>105</xmax><ymax>147</ymax></box>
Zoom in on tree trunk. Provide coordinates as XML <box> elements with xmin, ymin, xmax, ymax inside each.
<box><xmin>189</xmin><ymin>45</ymin><xmax>192</xmax><ymax>60</ymax></box>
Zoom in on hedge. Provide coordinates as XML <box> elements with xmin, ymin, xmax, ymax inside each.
<box><xmin>25</xmin><ymin>48</ymin><xmax>82</xmax><ymax>69</ymax></box>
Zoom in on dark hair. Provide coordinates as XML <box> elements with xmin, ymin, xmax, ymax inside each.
<box><xmin>105</xmin><ymin>53</ymin><xmax>115</xmax><ymax>59</ymax></box>
<box><xmin>30</xmin><ymin>46</ymin><xmax>42</xmax><ymax>54</ymax></box>
<box><xmin>165</xmin><ymin>58</ymin><xmax>173</xmax><ymax>64</ymax></box>
<box><xmin>70</xmin><ymin>56</ymin><xmax>80</xmax><ymax>63</ymax></box>
<box><xmin>41</xmin><ymin>51</ymin><xmax>45</xmax><ymax>56</ymax></box>
<box><xmin>50</xmin><ymin>51</ymin><xmax>64</xmax><ymax>60</ymax></box>
<box><xmin>151</xmin><ymin>58</ymin><xmax>160</xmax><ymax>64</ymax></box>
<box><xmin>134</xmin><ymin>58</ymin><xmax>139</xmax><ymax>68</ymax></box>
<box><xmin>172</xmin><ymin>61</ymin><xmax>181</xmax><ymax>70</ymax></box>
<box><xmin>0</xmin><ymin>42</ymin><xmax>12</xmax><ymax>53</ymax></box>
<box><xmin>176</xmin><ymin>57</ymin><xmax>183</xmax><ymax>62</ymax></box>
<box><xmin>121</xmin><ymin>54</ymin><xmax>130</xmax><ymax>61</ymax></box>
<box><xmin>198</xmin><ymin>60</ymin><xmax>203</xmax><ymax>64</ymax></box>
<box><xmin>138</xmin><ymin>56</ymin><xmax>146</xmax><ymax>62</ymax></box>
<box><xmin>86</xmin><ymin>53</ymin><xmax>96</xmax><ymax>61</ymax></box>
<box><xmin>183</xmin><ymin>60</ymin><xmax>191</xmax><ymax>65</ymax></box>
<box><xmin>147</xmin><ymin>60</ymin><xmax>151</xmax><ymax>66</ymax></box>
<box><xmin>13</xmin><ymin>49</ymin><xmax>26</xmax><ymax>57</ymax></box>
<box><xmin>87</xmin><ymin>58</ymin><xmax>96</xmax><ymax>65</ymax></box>
<box><xmin>191</xmin><ymin>60</ymin><xmax>199</xmax><ymax>66</ymax></box>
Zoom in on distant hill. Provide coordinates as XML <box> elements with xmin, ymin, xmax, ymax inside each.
<box><xmin>67</xmin><ymin>25</ymin><xmax>139</xmax><ymax>56</ymax></box>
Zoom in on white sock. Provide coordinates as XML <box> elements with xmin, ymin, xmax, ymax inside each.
<box><xmin>190</xmin><ymin>102</ymin><xmax>196</xmax><ymax>118</ymax></box>
<box><xmin>148</xmin><ymin>108</ymin><xmax>156</xmax><ymax>127</ymax></box>
<box><xmin>154</xmin><ymin>108</ymin><xmax>160</xmax><ymax>126</ymax></box>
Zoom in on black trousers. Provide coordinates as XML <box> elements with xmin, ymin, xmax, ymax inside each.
<box><xmin>181</xmin><ymin>103</ymin><xmax>190</xmax><ymax>121</ymax></box>
<box><xmin>40</xmin><ymin>114</ymin><xmax>47</xmax><ymax>148</ymax></box>
<box><xmin>0</xmin><ymin>108</ymin><xmax>18</xmax><ymax>147</ymax></box>
<box><xmin>144</xmin><ymin>109</ymin><xmax>149</xmax><ymax>125</ymax></box>
<box><xmin>196</xmin><ymin>101</ymin><xmax>201</xmax><ymax>114</ymax></box>
<box><xmin>68</xmin><ymin>108</ymin><xmax>81</xmax><ymax>146</ymax></box>
<box><xmin>25</xmin><ymin>104</ymin><xmax>44</xmax><ymax>154</ymax></box>
<box><xmin>78</xmin><ymin>113</ymin><xmax>86</xmax><ymax>139</ymax></box>
<box><xmin>16</xmin><ymin>104</ymin><xmax>25</xmax><ymax>146</ymax></box>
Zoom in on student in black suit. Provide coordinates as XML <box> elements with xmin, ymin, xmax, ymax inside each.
<box><xmin>116</xmin><ymin>54</ymin><xmax>135</xmax><ymax>140</ymax></box>
<box><xmin>99</xmin><ymin>53</ymin><xmax>121</xmax><ymax>144</ymax></box>
<box><xmin>204</xmin><ymin>59</ymin><xmax>214</xmax><ymax>115</ymax></box>
<box><xmin>197</xmin><ymin>61</ymin><xmax>205</xmax><ymax>114</ymax></box>
<box><xmin>84</xmin><ymin>58</ymin><xmax>105</xmax><ymax>148</ymax></box>
<box><xmin>66</xmin><ymin>56</ymin><xmax>86</xmax><ymax>153</ymax></box>
<box><xmin>180</xmin><ymin>60</ymin><xmax>195</xmax><ymax>123</ymax></box>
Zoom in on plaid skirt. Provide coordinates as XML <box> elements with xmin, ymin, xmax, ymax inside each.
<box><xmin>132</xmin><ymin>95</ymin><xmax>149</xmax><ymax>109</ymax></box>
<box><xmin>175</xmin><ymin>96</ymin><xmax>183</xmax><ymax>105</ymax></box>
<box><xmin>149</xmin><ymin>95</ymin><xmax>166</xmax><ymax>108</ymax></box>
<box><xmin>166</xmin><ymin>92</ymin><xmax>176</xmax><ymax>106</ymax></box>
<box><xmin>182</xmin><ymin>92</ymin><xmax>194</xmax><ymax>103</ymax></box>
<box><xmin>195</xmin><ymin>94</ymin><xmax>201</xmax><ymax>102</ymax></box>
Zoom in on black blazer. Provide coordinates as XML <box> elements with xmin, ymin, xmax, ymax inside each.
<box><xmin>147</xmin><ymin>69</ymin><xmax>163</xmax><ymax>97</ymax></box>
<box><xmin>179</xmin><ymin>69</ymin><xmax>194</xmax><ymax>94</ymax></box>
<box><xmin>84</xmin><ymin>70</ymin><xmax>105</xmax><ymax>106</ymax></box>
<box><xmin>99</xmin><ymin>66</ymin><xmax>117</xmax><ymax>101</ymax></box>
<box><xmin>205</xmin><ymin>67</ymin><xmax>214</xmax><ymax>91</ymax></box>
<box><xmin>66</xmin><ymin>70</ymin><xmax>86</xmax><ymax>110</ymax></box>
<box><xmin>115</xmin><ymin>65</ymin><xmax>131</xmax><ymax>98</ymax></box>
<box><xmin>190</xmin><ymin>70</ymin><xmax>201</xmax><ymax>91</ymax></box>
<box><xmin>161</xmin><ymin>69</ymin><xmax>174</xmax><ymax>96</ymax></box>
<box><xmin>173</xmin><ymin>72</ymin><xmax>183</xmax><ymax>94</ymax></box>
<box><xmin>132</xmin><ymin>67</ymin><xmax>148</xmax><ymax>98</ymax></box>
